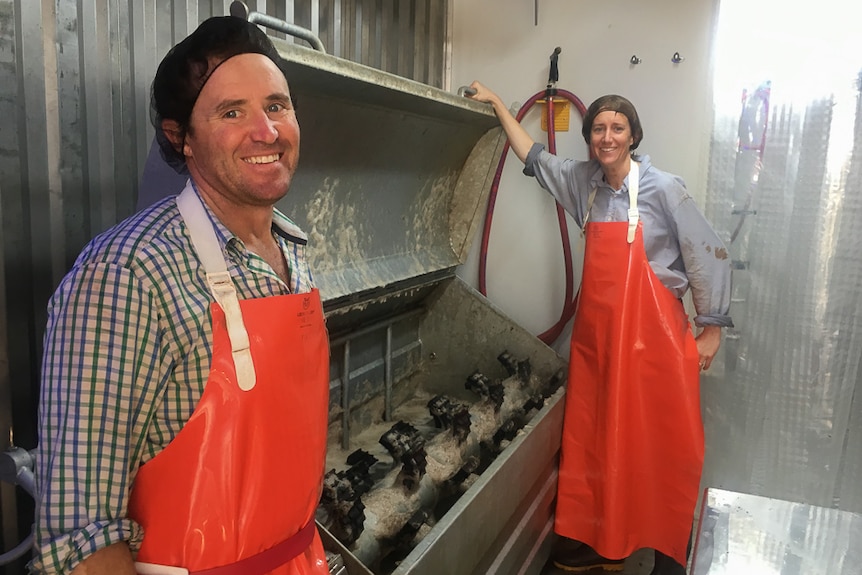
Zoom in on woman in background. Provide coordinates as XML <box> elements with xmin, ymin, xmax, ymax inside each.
<box><xmin>467</xmin><ymin>82</ymin><xmax>732</xmax><ymax>575</ymax></box>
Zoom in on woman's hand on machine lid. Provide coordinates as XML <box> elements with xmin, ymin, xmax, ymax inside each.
<box><xmin>463</xmin><ymin>81</ymin><xmax>498</xmax><ymax>105</ymax></box>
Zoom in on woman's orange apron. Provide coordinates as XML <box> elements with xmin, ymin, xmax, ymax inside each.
<box><xmin>554</xmin><ymin>161</ymin><xmax>703</xmax><ymax>566</ymax></box>
<box><xmin>128</xmin><ymin>183</ymin><xmax>330</xmax><ymax>575</ymax></box>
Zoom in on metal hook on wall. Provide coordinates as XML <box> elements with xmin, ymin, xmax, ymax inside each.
<box><xmin>671</xmin><ymin>51</ymin><xmax>685</xmax><ymax>64</ymax></box>
<box><xmin>630</xmin><ymin>55</ymin><xmax>642</xmax><ymax>65</ymax></box>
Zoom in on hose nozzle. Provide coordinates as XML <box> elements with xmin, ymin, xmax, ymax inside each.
<box><xmin>548</xmin><ymin>47</ymin><xmax>561</xmax><ymax>89</ymax></box>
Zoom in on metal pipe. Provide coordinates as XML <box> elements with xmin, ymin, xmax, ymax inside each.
<box><xmin>0</xmin><ymin>532</ymin><xmax>34</xmax><ymax>567</ymax></box>
<box><xmin>230</xmin><ymin>1</ymin><xmax>327</xmax><ymax>54</ymax></box>
<box><xmin>0</xmin><ymin>447</ymin><xmax>36</xmax><ymax>496</ymax></box>
<box><xmin>0</xmin><ymin>447</ymin><xmax>36</xmax><ymax>566</ymax></box>
<box><xmin>16</xmin><ymin>467</ymin><xmax>35</xmax><ymax>498</ymax></box>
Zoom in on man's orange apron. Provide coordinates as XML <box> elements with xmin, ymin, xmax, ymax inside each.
<box><xmin>128</xmin><ymin>184</ymin><xmax>330</xmax><ymax>575</ymax></box>
<box><xmin>553</xmin><ymin>161</ymin><xmax>703</xmax><ymax>566</ymax></box>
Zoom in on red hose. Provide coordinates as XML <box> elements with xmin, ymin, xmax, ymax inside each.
<box><xmin>478</xmin><ymin>89</ymin><xmax>588</xmax><ymax>345</ymax></box>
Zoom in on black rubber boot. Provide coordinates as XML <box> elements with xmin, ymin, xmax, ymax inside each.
<box><xmin>649</xmin><ymin>550</ymin><xmax>686</xmax><ymax>575</ymax></box>
<box><xmin>550</xmin><ymin>537</ymin><xmax>625</xmax><ymax>572</ymax></box>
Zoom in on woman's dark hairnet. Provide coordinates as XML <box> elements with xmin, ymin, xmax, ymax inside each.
<box><xmin>151</xmin><ymin>16</ymin><xmax>290</xmax><ymax>173</ymax></box>
<box><xmin>581</xmin><ymin>95</ymin><xmax>644</xmax><ymax>151</ymax></box>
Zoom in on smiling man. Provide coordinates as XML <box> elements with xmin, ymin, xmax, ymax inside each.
<box><xmin>32</xmin><ymin>17</ymin><xmax>330</xmax><ymax>575</ymax></box>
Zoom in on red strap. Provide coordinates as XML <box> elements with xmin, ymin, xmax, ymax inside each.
<box><xmin>191</xmin><ymin>520</ymin><xmax>316</xmax><ymax>575</ymax></box>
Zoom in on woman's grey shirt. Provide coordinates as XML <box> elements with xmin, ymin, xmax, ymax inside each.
<box><xmin>524</xmin><ymin>143</ymin><xmax>733</xmax><ymax>328</ymax></box>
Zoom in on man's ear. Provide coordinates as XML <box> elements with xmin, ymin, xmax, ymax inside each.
<box><xmin>161</xmin><ymin>119</ymin><xmax>187</xmax><ymax>156</ymax></box>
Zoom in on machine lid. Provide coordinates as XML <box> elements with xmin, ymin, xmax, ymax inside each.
<box><xmin>270</xmin><ymin>41</ymin><xmax>504</xmax><ymax>308</ymax></box>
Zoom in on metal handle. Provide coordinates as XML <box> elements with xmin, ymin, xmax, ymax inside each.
<box><xmin>0</xmin><ymin>447</ymin><xmax>36</xmax><ymax>566</ymax></box>
<box><xmin>0</xmin><ymin>446</ymin><xmax>35</xmax><ymax>496</ymax></box>
<box><xmin>548</xmin><ymin>46</ymin><xmax>561</xmax><ymax>87</ymax></box>
<box><xmin>458</xmin><ymin>86</ymin><xmax>477</xmax><ymax>97</ymax></box>
<box><xmin>230</xmin><ymin>1</ymin><xmax>327</xmax><ymax>54</ymax></box>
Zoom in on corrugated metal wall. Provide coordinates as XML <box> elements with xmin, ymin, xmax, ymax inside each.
<box><xmin>702</xmin><ymin>73</ymin><xmax>862</xmax><ymax>515</ymax></box>
<box><xmin>0</xmin><ymin>0</ymin><xmax>449</xmax><ymax>569</ymax></box>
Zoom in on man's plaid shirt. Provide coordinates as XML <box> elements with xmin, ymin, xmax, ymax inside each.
<box><xmin>32</xmin><ymin>188</ymin><xmax>316</xmax><ymax>574</ymax></box>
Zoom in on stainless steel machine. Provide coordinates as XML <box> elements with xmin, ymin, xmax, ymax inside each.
<box><xmin>268</xmin><ymin>29</ymin><xmax>568</xmax><ymax>575</ymax></box>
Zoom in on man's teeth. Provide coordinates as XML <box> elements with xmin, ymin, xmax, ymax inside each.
<box><xmin>244</xmin><ymin>154</ymin><xmax>280</xmax><ymax>164</ymax></box>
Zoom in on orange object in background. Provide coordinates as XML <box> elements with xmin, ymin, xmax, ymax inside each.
<box><xmin>539</xmin><ymin>98</ymin><xmax>572</xmax><ymax>132</ymax></box>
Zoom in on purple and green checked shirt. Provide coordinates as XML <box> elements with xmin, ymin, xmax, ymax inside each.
<box><xmin>31</xmin><ymin>187</ymin><xmax>317</xmax><ymax>575</ymax></box>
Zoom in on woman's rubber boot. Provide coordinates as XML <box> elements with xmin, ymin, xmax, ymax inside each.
<box><xmin>650</xmin><ymin>550</ymin><xmax>686</xmax><ymax>575</ymax></box>
<box><xmin>550</xmin><ymin>537</ymin><xmax>625</xmax><ymax>572</ymax></box>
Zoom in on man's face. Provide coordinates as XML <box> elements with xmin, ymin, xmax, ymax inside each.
<box><xmin>182</xmin><ymin>53</ymin><xmax>300</xmax><ymax>208</ymax></box>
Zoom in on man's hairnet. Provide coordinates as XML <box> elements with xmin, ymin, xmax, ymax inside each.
<box><xmin>150</xmin><ymin>16</ymin><xmax>289</xmax><ymax>173</ymax></box>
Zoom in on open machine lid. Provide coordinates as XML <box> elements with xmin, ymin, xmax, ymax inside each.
<box><xmin>268</xmin><ymin>40</ymin><xmax>505</xmax><ymax>309</ymax></box>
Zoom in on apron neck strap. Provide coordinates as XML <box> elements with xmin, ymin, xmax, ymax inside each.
<box><xmin>176</xmin><ymin>182</ymin><xmax>257</xmax><ymax>391</ymax></box>
<box><xmin>582</xmin><ymin>157</ymin><xmax>640</xmax><ymax>244</ymax></box>
<box><xmin>627</xmin><ymin>159</ymin><xmax>640</xmax><ymax>244</ymax></box>
<box><xmin>584</xmin><ymin>188</ymin><xmax>598</xmax><ymax>230</ymax></box>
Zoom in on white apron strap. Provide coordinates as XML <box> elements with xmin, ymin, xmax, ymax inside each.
<box><xmin>582</xmin><ymin>158</ymin><xmax>640</xmax><ymax>243</ymax></box>
<box><xmin>583</xmin><ymin>188</ymin><xmax>598</xmax><ymax>232</ymax></box>
<box><xmin>135</xmin><ymin>562</ymin><xmax>189</xmax><ymax>575</ymax></box>
<box><xmin>176</xmin><ymin>182</ymin><xmax>256</xmax><ymax>391</ymax></box>
<box><xmin>627</xmin><ymin>159</ymin><xmax>640</xmax><ymax>244</ymax></box>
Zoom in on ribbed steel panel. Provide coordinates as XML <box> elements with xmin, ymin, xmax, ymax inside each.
<box><xmin>703</xmin><ymin>77</ymin><xmax>862</xmax><ymax>516</ymax></box>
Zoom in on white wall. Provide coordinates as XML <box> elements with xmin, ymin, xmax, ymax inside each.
<box><xmin>452</xmin><ymin>0</ymin><xmax>719</xmax><ymax>354</ymax></box>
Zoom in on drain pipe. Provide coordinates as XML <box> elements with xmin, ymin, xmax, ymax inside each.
<box><xmin>0</xmin><ymin>447</ymin><xmax>36</xmax><ymax>566</ymax></box>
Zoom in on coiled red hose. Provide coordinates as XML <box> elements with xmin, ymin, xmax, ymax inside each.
<box><xmin>478</xmin><ymin>89</ymin><xmax>588</xmax><ymax>345</ymax></box>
